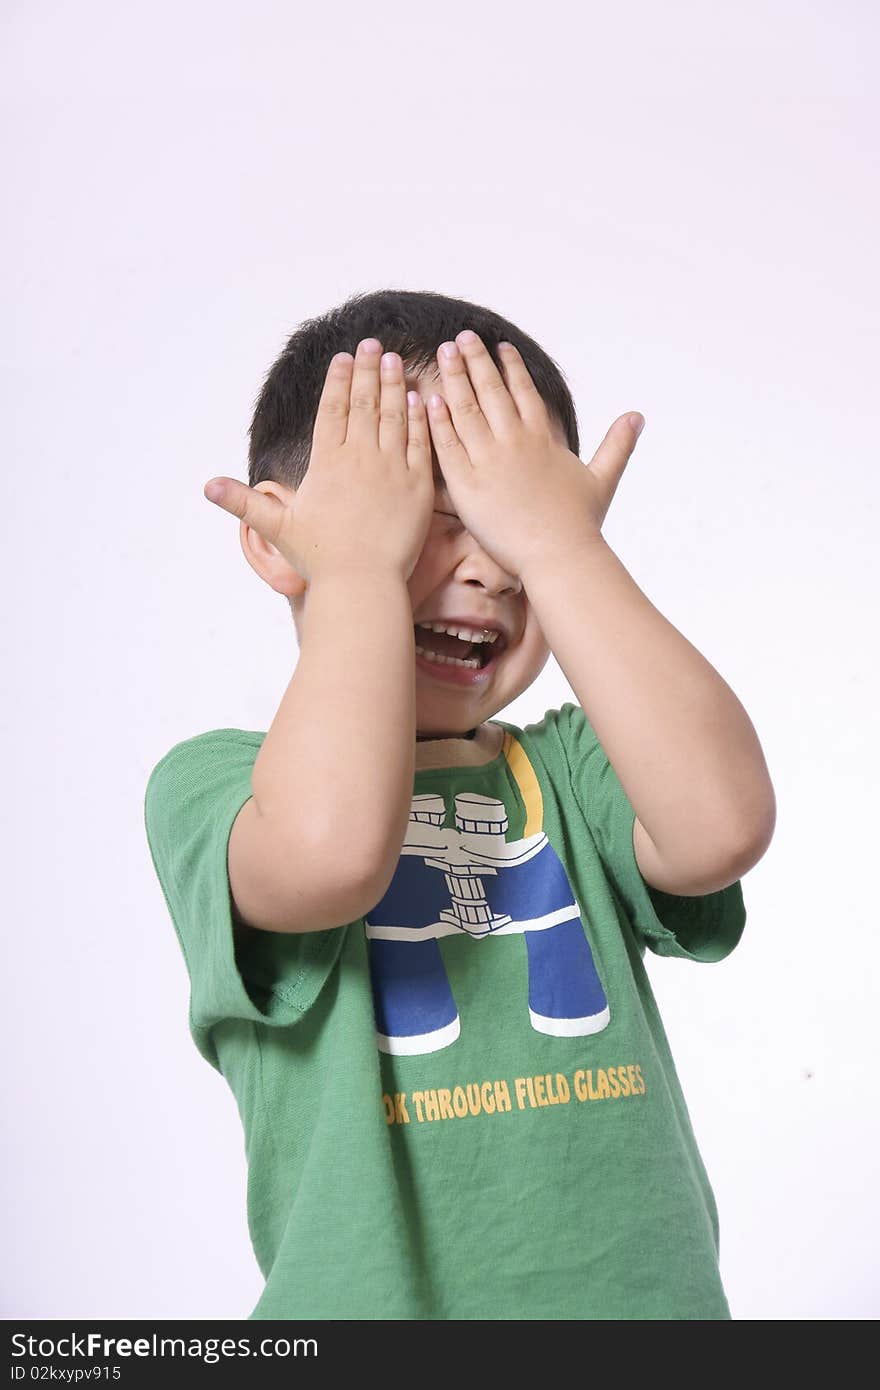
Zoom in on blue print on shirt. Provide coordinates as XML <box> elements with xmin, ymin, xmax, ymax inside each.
<box><xmin>364</xmin><ymin>790</ymin><xmax>610</xmax><ymax>1056</ymax></box>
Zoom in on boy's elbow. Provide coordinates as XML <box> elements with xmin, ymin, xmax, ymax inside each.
<box><xmin>717</xmin><ymin>791</ymin><xmax>776</xmax><ymax>885</ymax></box>
<box><xmin>739</xmin><ymin>781</ymin><xmax>777</xmax><ymax>862</ymax></box>
<box><xmin>637</xmin><ymin>791</ymin><xmax>776</xmax><ymax>896</ymax></box>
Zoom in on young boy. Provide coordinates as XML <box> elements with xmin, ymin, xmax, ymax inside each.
<box><xmin>144</xmin><ymin>289</ymin><xmax>775</xmax><ymax>1320</ymax></box>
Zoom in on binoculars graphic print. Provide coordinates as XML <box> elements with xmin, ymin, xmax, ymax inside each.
<box><xmin>365</xmin><ymin>790</ymin><xmax>611</xmax><ymax>1055</ymax></box>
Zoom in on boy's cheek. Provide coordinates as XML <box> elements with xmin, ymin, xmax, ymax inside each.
<box><xmin>406</xmin><ymin>542</ymin><xmax>445</xmax><ymax>606</ymax></box>
<box><xmin>519</xmin><ymin>611</ymin><xmax>552</xmax><ymax>665</ymax></box>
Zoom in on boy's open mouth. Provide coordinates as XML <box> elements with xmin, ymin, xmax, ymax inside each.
<box><xmin>413</xmin><ymin>622</ymin><xmax>508</xmax><ymax>670</ymax></box>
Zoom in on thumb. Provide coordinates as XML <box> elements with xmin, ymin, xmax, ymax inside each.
<box><xmin>203</xmin><ymin>477</ymin><xmax>289</xmax><ymax>551</ymax></box>
<box><xmin>586</xmin><ymin>413</ymin><xmax>645</xmax><ymax>505</ymax></box>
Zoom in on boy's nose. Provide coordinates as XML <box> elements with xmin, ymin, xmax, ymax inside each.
<box><xmin>453</xmin><ymin>535</ymin><xmax>522</xmax><ymax>596</ymax></box>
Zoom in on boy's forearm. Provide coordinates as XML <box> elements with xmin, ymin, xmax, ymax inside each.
<box><xmin>522</xmin><ymin>535</ymin><xmax>776</xmax><ymax>880</ymax></box>
<box><xmin>250</xmin><ymin>567</ymin><xmax>416</xmax><ymax>891</ymax></box>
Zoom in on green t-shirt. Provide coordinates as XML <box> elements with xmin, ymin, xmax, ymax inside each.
<box><xmin>144</xmin><ymin>702</ymin><xmax>746</xmax><ymax>1320</ymax></box>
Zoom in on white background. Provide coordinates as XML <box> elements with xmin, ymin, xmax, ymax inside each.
<box><xmin>3</xmin><ymin>0</ymin><xmax>877</xmax><ymax>1320</ymax></box>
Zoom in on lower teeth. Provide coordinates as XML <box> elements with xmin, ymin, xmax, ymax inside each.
<box><xmin>415</xmin><ymin>644</ymin><xmax>482</xmax><ymax>669</ymax></box>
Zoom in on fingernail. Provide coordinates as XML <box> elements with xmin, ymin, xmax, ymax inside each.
<box><xmin>629</xmin><ymin>415</ymin><xmax>645</xmax><ymax>437</ymax></box>
<box><xmin>205</xmin><ymin>481</ymin><xmax>225</xmax><ymax>502</ymax></box>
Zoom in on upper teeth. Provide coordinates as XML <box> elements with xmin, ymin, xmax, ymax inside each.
<box><xmin>415</xmin><ymin>621</ymin><xmax>500</xmax><ymax>644</ymax></box>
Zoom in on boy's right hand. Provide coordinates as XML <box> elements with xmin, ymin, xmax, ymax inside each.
<box><xmin>203</xmin><ymin>339</ymin><xmax>435</xmax><ymax>583</ymax></box>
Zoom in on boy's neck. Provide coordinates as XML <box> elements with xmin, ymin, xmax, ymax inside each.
<box><xmin>414</xmin><ymin>723</ymin><xmax>504</xmax><ymax>771</ymax></box>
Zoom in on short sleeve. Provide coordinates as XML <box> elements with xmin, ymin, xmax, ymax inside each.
<box><xmin>528</xmin><ymin>703</ymin><xmax>746</xmax><ymax>963</ymax></box>
<box><xmin>144</xmin><ymin>728</ymin><xmax>349</xmax><ymax>1070</ymax></box>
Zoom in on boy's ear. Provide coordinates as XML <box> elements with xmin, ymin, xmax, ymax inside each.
<box><xmin>238</xmin><ymin>480</ymin><xmax>307</xmax><ymax>600</ymax></box>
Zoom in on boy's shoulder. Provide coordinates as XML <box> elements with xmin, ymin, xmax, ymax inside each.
<box><xmin>496</xmin><ymin>701</ymin><xmax>599</xmax><ymax>760</ymax></box>
<box><xmin>144</xmin><ymin>729</ymin><xmax>268</xmax><ymax>835</ymax></box>
<box><xmin>147</xmin><ymin>727</ymin><xmax>266</xmax><ymax>779</ymax></box>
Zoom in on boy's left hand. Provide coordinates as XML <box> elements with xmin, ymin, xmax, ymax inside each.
<box><xmin>426</xmin><ymin>331</ymin><xmax>644</xmax><ymax>580</ymax></box>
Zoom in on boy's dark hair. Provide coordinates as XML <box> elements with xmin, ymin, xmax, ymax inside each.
<box><xmin>247</xmin><ymin>288</ymin><xmax>580</xmax><ymax>491</ymax></box>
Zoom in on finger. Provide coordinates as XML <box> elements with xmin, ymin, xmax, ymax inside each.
<box><xmin>378</xmin><ymin>351</ymin><xmax>407</xmax><ymax>456</ymax></box>
<box><xmin>426</xmin><ymin>393</ymin><xmax>472</xmax><ymax>480</ymax></box>
<box><xmin>311</xmin><ymin>351</ymin><xmax>354</xmax><ymax>455</ymax></box>
<box><xmin>405</xmin><ymin>391</ymin><xmax>432</xmax><ymax>476</ymax></box>
<box><xmin>454</xmin><ymin>331</ymin><xmax>520</xmax><ymax>437</ymax></box>
<box><xmin>203</xmin><ymin>477</ymin><xmax>288</xmax><ymax>549</ymax></box>
<box><xmin>494</xmin><ymin>341</ymin><xmax>547</xmax><ymax>431</ymax></box>
<box><xmin>585</xmin><ymin>413</ymin><xmax>645</xmax><ymax>505</ymax></box>
<box><xmin>435</xmin><ymin>341</ymin><xmax>494</xmax><ymax>454</ymax></box>
<box><xmin>346</xmin><ymin>337</ymin><xmax>383</xmax><ymax>445</ymax></box>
